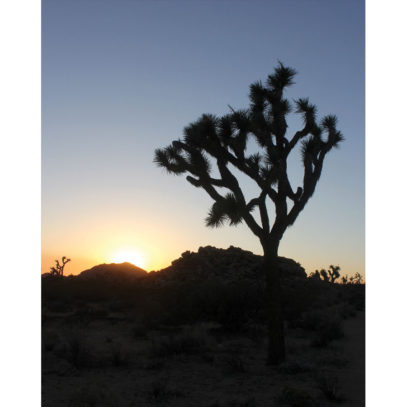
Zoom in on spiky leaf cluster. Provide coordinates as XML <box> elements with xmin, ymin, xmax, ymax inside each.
<box><xmin>154</xmin><ymin>62</ymin><xmax>343</xmax><ymax>241</ymax></box>
<box><xmin>205</xmin><ymin>193</ymin><xmax>245</xmax><ymax>227</ymax></box>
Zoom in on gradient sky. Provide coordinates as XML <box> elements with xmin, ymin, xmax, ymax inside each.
<box><xmin>42</xmin><ymin>0</ymin><xmax>364</xmax><ymax>276</ymax></box>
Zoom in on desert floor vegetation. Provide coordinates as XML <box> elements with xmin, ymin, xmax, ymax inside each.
<box><xmin>42</xmin><ymin>252</ymin><xmax>364</xmax><ymax>407</ymax></box>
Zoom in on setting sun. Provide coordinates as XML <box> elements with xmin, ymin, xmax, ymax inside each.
<box><xmin>111</xmin><ymin>249</ymin><xmax>146</xmax><ymax>269</ymax></box>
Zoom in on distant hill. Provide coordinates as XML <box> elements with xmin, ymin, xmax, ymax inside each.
<box><xmin>44</xmin><ymin>247</ymin><xmax>305</xmax><ymax>284</ymax></box>
<box><xmin>78</xmin><ymin>262</ymin><xmax>147</xmax><ymax>281</ymax></box>
<box><xmin>150</xmin><ymin>246</ymin><xmax>306</xmax><ymax>283</ymax></box>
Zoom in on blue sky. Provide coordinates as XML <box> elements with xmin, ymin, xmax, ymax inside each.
<box><xmin>42</xmin><ymin>0</ymin><xmax>364</xmax><ymax>275</ymax></box>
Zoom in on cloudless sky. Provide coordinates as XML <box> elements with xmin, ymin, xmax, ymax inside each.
<box><xmin>42</xmin><ymin>0</ymin><xmax>364</xmax><ymax>276</ymax></box>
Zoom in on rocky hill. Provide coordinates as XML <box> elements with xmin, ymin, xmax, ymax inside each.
<box><xmin>78</xmin><ymin>262</ymin><xmax>147</xmax><ymax>281</ymax></box>
<box><xmin>43</xmin><ymin>246</ymin><xmax>305</xmax><ymax>285</ymax></box>
<box><xmin>151</xmin><ymin>246</ymin><xmax>306</xmax><ymax>283</ymax></box>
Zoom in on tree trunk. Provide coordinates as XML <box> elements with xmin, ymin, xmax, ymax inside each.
<box><xmin>263</xmin><ymin>241</ymin><xmax>285</xmax><ymax>365</ymax></box>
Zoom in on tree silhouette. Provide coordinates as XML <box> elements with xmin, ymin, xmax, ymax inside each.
<box><xmin>50</xmin><ymin>256</ymin><xmax>71</xmax><ymax>277</ymax></box>
<box><xmin>154</xmin><ymin>62</ymin><xmax>343</xmax><ymax>364</ymax></box>
<box><xmin>318</xmin><ymin>265</ymin><xmax>341</xmax><ymax>283</ymax></box>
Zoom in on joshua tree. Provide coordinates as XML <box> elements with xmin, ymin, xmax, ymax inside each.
<box><xmin>349</xmin><ymin>272</ymin><xmax>363</xmax><ymax>285</ymax></box>
<box><xmin>50</xmin><ymin>256</ymin><xmax>71</xmax><ymax>277</ymax></box>
<box><xmin>154</xmin><ymin>62</ymin><xmax>343</xmax><ymax>364</ymax></box>
<box><xmin>319</xmin><ymin>265</ymin><xmax>341</xmax><ymax>283</ymax></box>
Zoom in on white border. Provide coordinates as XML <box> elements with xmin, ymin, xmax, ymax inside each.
<box><xmin>0</xmin><ymin>1</ymin><xmax>41</xmax><ymax>405</ymax></box>
<box><xmin>4</xmin><ymin>0</ymin><xmax>407</xmax><ymax>404</ymax></box>
<box><xmin>367</xmin><ymin>0</ymin><xmax>407</xmax><ymax>405</ymax></box>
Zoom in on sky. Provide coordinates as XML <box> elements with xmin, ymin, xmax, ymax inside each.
<box><xmin>42</xmin><ymin>0</ymin><xmax>364</xmax><ymax>276</ymax></box>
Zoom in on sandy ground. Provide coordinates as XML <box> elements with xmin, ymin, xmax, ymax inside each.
<box><xmin>42</xmin><ymin>309</ymin><xmax>365</xmax><ymax>406</ymax></box>
<box><xmin>337</xmin><ymin>312</ymin><xmax>365</xmax><ymax>406</ymax></box>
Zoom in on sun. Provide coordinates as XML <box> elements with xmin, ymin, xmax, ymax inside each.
<box><xmin>111</xmin><ymin>249</ymin><xmax>146</xmax><ymax>269</ymax></box>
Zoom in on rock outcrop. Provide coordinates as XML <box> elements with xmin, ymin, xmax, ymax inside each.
<box><xmin>151</xmin><ymin>246</ymin><xmax>306</xmax><ymax>283</ymax></box>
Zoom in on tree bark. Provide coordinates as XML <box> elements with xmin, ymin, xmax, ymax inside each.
<box><xmin>263</xmin><ymin>240</ymin><xmax>285</xmax><ymax>365</ymax></box>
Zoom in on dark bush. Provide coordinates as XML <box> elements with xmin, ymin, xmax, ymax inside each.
<box><xmin>316</xmin><ymin>373</ymin><xmax>344</xmax><ymax>402</ymax></box>
<box><xmin>210</xmin><ymin>398</ymin><xmax>257</xmax><ymax>407</ymax></box>
<box><xmin>150</xmin><ymin>329</ymin><xmax>209</xmax><ymax>358</ymax></box>
<box><xmin>66</xmin><ymin>334</ymin><xmax>93</xmax><ymax>368</ymax></box>
<box><xmin>277</xmin><ymin>387</ymin><xmax>316</xmax><ymax>407</ymax></box>
<box><xmin>312</xmin><ymin>317</ymin><xmax>344</xmax><ymax>347</ymax></box>
<box><xmin>68</xmin><ymin>384</ymin><xmax>121</xmax><ymax>406</ymax></box>
<box><xmin>110</xmin><ymin>343</ymin><xmax>130</xmax><ymax>367</ymax></box>
<box><xmin>222</xmin><ymin>353</ymin><xmax>248</xmax><ymax>374</ymax></box>
<box><xmin>278</xmin><ymin>361</ymin><xmax>311</xmax><ymax>374</ymax></box>
<box><xmin>146</xmin><ymin>380</ymin><xmax>184</xmax><ymax>402</ymax></box>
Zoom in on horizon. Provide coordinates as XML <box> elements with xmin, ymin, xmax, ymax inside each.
<box><xmin>42</xmin><ymin>0</ymin><xmax>364</xmax><ymax>277</ymax></box>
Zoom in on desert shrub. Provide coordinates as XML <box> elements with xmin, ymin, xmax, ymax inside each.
<box><xmin>132</xmin><ymin>323</ymin><xmax>148</xmax><ymax>338</ymax></box>
<box><xmin>88</xmin><ymin>306</ymin><xmax>108</xmax><ymax>318</ymax></box>
<box><xmin>144</xmin><ymin>358</ymin><xmax>166</xmax><ymax>370</ymax></box>
<box><xmin>147</xmin><ymin>380</ymin><xmax>184</xmax><ymax>402</ymax></box>
<box><xmin>62</xmin><ymin>333</ymin><xmax>94</xmax><ymax>368</ymax></box>
<box><xmin>344</xmin><ymin>284</ymin><xmax>365</xmax><ymax>311</ymax></box>
<box><xmin>68</xmin><ymin>384</ymin><xmax>121</xmax><ymax>407</ymax></box>
<box><xmin>311</xmin><ymin>316</ymin><xmax>344</xmax><ymax>347</ymax></box>
<box><xmin>110</xmin><ymin>343</ymin><xmax>130</xmax><ymax>367</ymax></box>
<box><xmin>108</xmin><ymin>300</ymin><xmax>128</xmax><ymax>312</ymax></box>
<box><xmin>277</xmin><ymin>387</ymin><xmax>316</xmax><ymax>407</ymax></box>
<box><xmin>300</xmin><ymin>309</ymin><xmax>329</xmax><ymax>331</ymax></box>
<box><xmin>210</xmin><ymin>398</ymin><xmax>257</xmax><ymax>407</ymax></box>
<box><xmin>215</xmin><ymin>282</ymin><xmax>261</xmax><ymax>332</ymax></box>
<box><xmin>338</xmin><ymin>303</ymin><xmax>357</xmax><ymax>319</ymax></box>
<box><xmin>278</xmin><ymin>361</ymin><xmax>311</xmax><ymax>375</ymax></box>
<box><xmin>73</xmin><ymin>305</ymin><xmax>91</xmax><ymax>322</ymax></box>
<box><xmin>156</xmin><ymin>280</ymin><xmax>262</xmax><ymax>331</ymax></box>
<box><xmin>317</xmin><ymin>353</ymin><xmax>348</xmax><ymax>368</ymax></box>
<box><xmin>297</xmin><ymin>307</ymin><xmax>344</xmax><ymax>347</ymax></box>
<box><xmin>42</xmin><ymin>329</ymin><xmax>60</xmax><ymax>352</ymax></box>
<box><xmin>46</xmin><ymin>300</ymin><xmax>72</xmax><ymax>313</ymax></box>
<box><xmin>150</xmin><ymin>329</ymin><xmax>209</xmax><ymax>358</ymax></box>
<box><xmin>201</xmin><ymin>351</ymin><xmax>215</xmax><ymax>364</ymax></box>
<box><xmin>246</xmin><ymin>322</ymin><xmax>267</xmax><ymax>343</ymax></box>
<box><xmin>316</xmin><ymin>373</ymin><xmax>344</xmax><ymax>402</ymax></box>
<box><xmin>282</xmin><ymin>279</ymin><xmax>323</xmax><ymax>323</ymax></box>
<box><xmin>222</xmin><ymin>353</ymin><xmax>248</xmax><ymax>373</ymax></box>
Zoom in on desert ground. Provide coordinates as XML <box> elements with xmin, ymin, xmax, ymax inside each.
<box><xmin>42</xmin><ymin>247</ymin><xmax>365</xmax><ymax>406</ymax></box>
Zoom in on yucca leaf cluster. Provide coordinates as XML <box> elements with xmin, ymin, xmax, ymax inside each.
<box><xmin>154</xmin><ymin>62</ymin><xmax>343</xmax><ymax>241</ymax></box>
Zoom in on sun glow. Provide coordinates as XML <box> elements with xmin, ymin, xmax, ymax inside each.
<box><xmin>111</xmin><ymin>248</ymin><xmax>146</xmax><ymax>269</ymax></box>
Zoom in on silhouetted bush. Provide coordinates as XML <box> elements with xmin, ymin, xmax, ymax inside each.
<box><xmin>222</xmin><ymin>353</ymin><xmax>248</xmax><ymax>374</ymax></box>
<box><xmin>278</xmin><ymin>361</ymin><xmax>311</xmax><ymax>375</ymax></box>
<box><xmin>338</xmin><ymin>303</ymin><xmax>357</xmax><ymax>319</ymax></box>
<box><xmin>296</xmin><ymin>307</ymin><xmax>344</xmax><ymax>348</ymax></box>
<box><xmin>110</xmin><ymin>343</ymin><xmax>130</xmax><ymax>367</ymax></box>
<box><xmin>316</xmin><ymin>372</ymin><xmax>344</xmax><ymax>402</ymax></box>
<box><xmin>68</xmin><ymin>384</ymin><xmax>121</xmax><ymax>407</ymax></box>
<box><xmin>210</xmin><ymin>398</ymin><xmax>257</xmax><ymax>407</ymax></box>
<box><xmin>146</xmin><ymin>380</ymin><xmax>184</xmax><ymax>402</ymax></box>
<box><xmin>42</xmin><ymin>329</ymin><xmax>60</xmax><ymax>352</ymax></box>
<box><xmin>312</xmin><ymin>317</ymin><xmax>344</xmax><ymax>348</ymax></box>
<box><xmin>317</xmin><ymin>352</ymin><xmax>348</xmax><ymax>368</ymax></box>
<box><xmin>150</xmin><ymin>328</ymin><xmax>210</xmax><ymax>358</ymax></box>
<box><xmin>66</xmin><ymin>334</ymin><xmax>93</xmax><ymax>369</ymax></box>
<box><xmin>277</xmin><ymin>386</ymin><xmax>317</xmax><ymax>407</ymax></box>
<box><xmin>299</xmin><ymin>309</ymin><xmax>329</xmax><ymax>331</ymax></box>
<box><xmin>42</xmin><ymin>262</ymin><xmax>364</xmax><ymax>335</ymax></box>
<box><xmin>144</xmin><ymin>358</ymin><xmax>166</xmax><ymax>371</ymax></box>
<box><xmin>282</xmin><ymin>279</ymin><xmax>322</xmax><ymax>322</ymax></box>
<box><xmin>132</xmin><ymin>323</ymin><xmax>148</xmax><ymax>339</ymax></box>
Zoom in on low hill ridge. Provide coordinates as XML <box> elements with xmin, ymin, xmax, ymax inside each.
<box><xmin>151</xmin><ymin>245</ymin><xmax>306</xmax><ymax>282</ymax></box>
<box><xmin>78</xmin><ymin>262</ymin><xmax>147</xmax><ymax>280</ymax></box>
